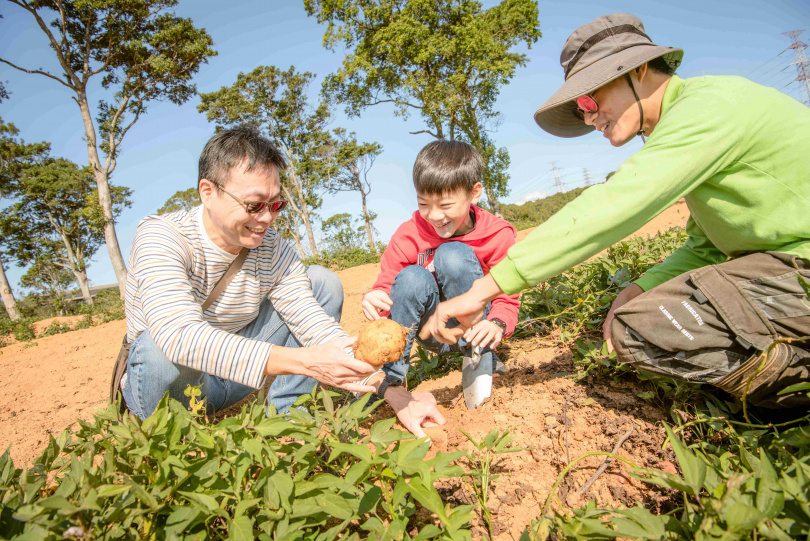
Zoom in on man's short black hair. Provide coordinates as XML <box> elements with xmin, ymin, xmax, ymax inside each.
<box><xmin>413</xmin><ymin>140</ymin><xmax>484</xmax><ymax>195</ymax></box>
<box><xmin>198</xmin><ymin>125</ymin><xmax>286</xmax><ymax>189</ymax></box>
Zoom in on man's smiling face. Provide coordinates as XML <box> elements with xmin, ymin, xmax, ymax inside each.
<box><xmin>581</xmin><ymin>75</ymin><xmax>643</xmax><ymax>147</ymax></box>
<box><xmin>200</xmin><ymin>161</ymin><xmax>282</xmax><ymax>254</ymax></box>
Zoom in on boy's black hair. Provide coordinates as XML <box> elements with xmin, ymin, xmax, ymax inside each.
<box><xmin>413</xmin><ymin>140</ymin><xmax>483</xmax><ymax>195</ymax></box>
<box><xmin>198</xmin><ymin>125</ymin><xmax>286</xmax><ymax>190</ymax></box>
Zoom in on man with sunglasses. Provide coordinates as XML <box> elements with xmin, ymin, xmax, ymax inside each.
<box><xmin>429</xmin><ymin>13</ymin><xmax>810</xmax><ymax>410</ymax></box>
<box><xmin>122</xmin><ymin>126</ymin><xmax>445</xmax><ymax>438</ymax></box>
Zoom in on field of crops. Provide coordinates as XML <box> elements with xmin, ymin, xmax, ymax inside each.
<box><xmin>3</xmin><ymin>226</ymin><xmax>808</xmax><ymax>540</ymax></box>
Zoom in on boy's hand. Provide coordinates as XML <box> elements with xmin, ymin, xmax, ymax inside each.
<box><xmin>463</xmin><ymin>319</ymin><xmax>504</xmax><ymax>351</ymax></box>
<box><xmin>362</xmin><ymin>290</ymin><xmax>393</xmax><ymax>321</ymax></box>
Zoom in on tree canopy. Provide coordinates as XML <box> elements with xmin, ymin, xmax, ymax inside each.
<box><xmin>158</xmin><ymin>188</ymin><xmax>201</xmax><ymax>215</ymax></box>
<box><xmin>1</xmin><ymin>158</ymin><xmax>132</xmax><ymax>305</ymax></box>
<box><xmin>1</xmin><ymin>0</ymin><xmax>217</xmax><ymax>295</ymax></box>
<box><xmin>304</xmin><ymin>0</ymin><xmax>540</xmax><ymax>214</ymax></box>
<box><xmin>0</xmin><ymin>114</ymin><xmax>50</xmax><ymax>320</ymax></box>
<box><xmin>199</xmin><ymin>66</ymin><xmax>338</xmax><ymax>259</ymax></box>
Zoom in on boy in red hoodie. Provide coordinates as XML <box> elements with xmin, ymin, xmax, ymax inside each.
<box><xmin>362</xmin><ymin>140</ymin><xmax>520</xmax><ymax>385</ymax></box>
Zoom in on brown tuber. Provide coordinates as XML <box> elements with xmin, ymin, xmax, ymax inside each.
<box><xmin>353</xmin><ymin>319</ymin><xmax>409</xmax><ymax>367</ymax></box>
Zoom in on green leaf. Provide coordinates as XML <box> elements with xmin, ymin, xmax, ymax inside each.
<box><xmin>357</xmin><ymin>485</ymin><xmax>382</xmax><ymax>515</ymax></box>
<box><xmin>235</xmin><ymin>497</ymin><xmax>262</xmax><ymax>517</ymax></box>
<box><xmin>165</xmin><ymin>506</ymin><xmax>201</xmax><ymax>534</ymax></box>
<box><xmin>407</xmin><ymin>477</ymin><xmax>448</xmax><ymax>523</ymax></box>
<box><xmin>777</xmin><ymin>381</ymin><xmax>810</xmax><ymax>395</ymax></box>
<box><xmin>663</xmin><ymin>423</ymin><xmax>706</xmax><ymax>496</ymax></box>
<box><xmin>328</xmin><ymin>442</ymin><xmax>372</xmax><ymax>463</ymax></box>
<box><xmin>609</xmin><ymin>506</ymin><xmax>667</xmax><ymax>539</ymax></box>
<box><xmin>369</xmin><ymin>417</ymin><xmax>399</xmax><ymax>444</ymax></box>
<box><xmin>756</xmin><ymin>449</ymin><xmax>784</xmax><ymax>519</ymax></box>
<box><xmin>724</xmin><ymin>502</ymin><xmax>767</xmax><ymax>531</ymax></box>
<box><xmin>252</xmin><ymin>417</ymin><xmax>296</xmax><ymax>438</ymax></box>
<box><xmin>178</xmin><ymin>490</ymin><xmax>220</xmax><ymax>512</ymax></box>
<box><xmin>96</xmin><ymin>484</ymin><xmax>132</xmax><ymax>498</ymax></box>
<box><xmin>228</xmin><ymin>515</ymin><xmax>255</xmax><ymax>540</ymax></box>
<box><xmin>414</xmin><ymin>524</ymin><xmax>442</xmax><ymax>540</ymax></box>
<box><xmin>36</xmin><ymin>495</ymin><xmax>78</xmax><ymax>512</ymax></box>
<box><xmin>107</xmin><ymin>424</ymin><xmax>133</xmax><ymax>440</ymax></box>
<box><xmin>264</xmin><ymin>471</ymin><xmax>294</xmax><ymax>512</ymax></box>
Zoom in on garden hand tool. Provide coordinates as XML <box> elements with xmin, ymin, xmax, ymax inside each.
<box><xmin>462</xmin><ymin>345</ymin><xmax>492</xmax><ymax>409</ymax></box>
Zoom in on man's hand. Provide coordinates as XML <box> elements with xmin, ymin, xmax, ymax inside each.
<box><xmin>362</xmin><ymin>290</ymin><xmax>393</xmax><ymax>321</ymax></box>
<box><xmin>426</xmin><ymin>274</ymin><xmax>503</xmax><ymax>345</ymax></box>
<box><xmin>383</xmin><ymin>386</ymin><xmax>446</xmax><ymax>439</ymax></box>
<box><xmin>463</xmin><ymin>319</ymin><xmax>504</xmax><ymax>351</ymax></box>
<box><xmin>271</xmin><ymin>337</ymin><xmax>377</xmax><ymax>394</ymax></box>
<box><xmin>603</xmin><ymin>283</ymin><xmax>644</xmax><ymax>352</ymax></box>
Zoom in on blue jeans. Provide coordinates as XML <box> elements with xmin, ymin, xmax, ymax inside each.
<box><xmin>385</xmin><ymin>242</ymin><xmax>491</xmax><ymax>380</ymax></box>
<box><xmin>122</xmin><ymin>265</ymin><xmax>343</xmax><ymax>419</ymax></box>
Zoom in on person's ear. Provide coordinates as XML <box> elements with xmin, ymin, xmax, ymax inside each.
<box><xmin>199</xmin><ymin>179</ymin><xmax>217</xmax><ymax>205</ymax></box>
<box><xmin>471</xmin><ymin>182</ymin><xmax>483</xmax><ymax>204</ymax></box>
<box><xmin>636</xmin><ymin>63</ymin><xmax>649</xmax><ymax>84</ymax></box>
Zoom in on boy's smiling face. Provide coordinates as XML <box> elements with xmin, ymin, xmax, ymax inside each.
<box><xmin>417</xmin><ymin>183</ymin><xmax>482</xmax><ymax>238</ymax></box>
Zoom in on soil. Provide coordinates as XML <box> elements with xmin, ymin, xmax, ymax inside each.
<box><xmin>0</xmin><ymin>200</ymin><xmax>689</xmax><ymax>538</ymax></box>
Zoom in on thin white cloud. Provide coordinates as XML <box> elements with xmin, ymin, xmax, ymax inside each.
<box><xmin>513</xmin><ymin>190</ymin><xmax>550</xmax><ymax>205</ymax></box>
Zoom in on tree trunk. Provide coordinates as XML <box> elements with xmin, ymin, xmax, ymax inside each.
<box><xmin>73</xmin><ymin>269</ymin><xmax>94</xmax><ymax>306</ymax></box>
<box><xmin>300</xmin><ymin>204</ymin><xmax>320</xmax><ymax>260</ymax></box>
<box><xmin>280</xmin><ymin>213</ymin><xmax>306</xmax><ymax>259</ymax></box>
<box><xmin>485</xmin><ymin>184</ymin><xmax>503</xmax><ymax>218</ymax></box>
<box><xmin>361</xmin><ymin>192</ymin><xmax>376</xmax><ymax>253</ymax></box>
<box><xmin>50</xmin><ymin>212</ymin><xmax>95</xmax><ymax>306</ymax></box>
<box><xmin>290</xmin><ymin>169</ymin><xmax>319</xmax><ymax>260</ymax></box>
<box><xmin>77</xmin><ymin>94</ymin><xmax>128</xmax><ymax>297</ymax></box>
<box><xmin>0</xmin><ymin>256</ymin><xmax>21</xmax><ymax>321</ymax></box>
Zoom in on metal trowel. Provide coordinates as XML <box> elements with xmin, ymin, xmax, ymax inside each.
<box><xmin>462</xmin><ymin>345</ymin><xmax>492</xmax><ymax>409</ymax></box>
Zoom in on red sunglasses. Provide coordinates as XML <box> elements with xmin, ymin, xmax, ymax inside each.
<box><xmin>220</xmin><ymin>186</ymin><xmax>288</xmax><ymax>214</ymax></box>
<box><xmin>575</xmin><ymin>94</ymin><xmax>599</xmax><ymax>119</ymax></box>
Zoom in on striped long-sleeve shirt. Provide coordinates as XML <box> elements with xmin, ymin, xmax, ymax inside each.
<box><xmin>125</xmin><ymin>206</ymin><xmax>347</xmax><ymax>389</ymax></box>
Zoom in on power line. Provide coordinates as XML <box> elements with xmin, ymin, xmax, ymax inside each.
<box><xmin>783</xmin><ymin>30</ymin><xmax>810</xmax><ymax>105</ymax></box>
<box><xmin>550</xmin><ymin>161</ymin><xmax>564</xmax><ymax>193</ymax></box>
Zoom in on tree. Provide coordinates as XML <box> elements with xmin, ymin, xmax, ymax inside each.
<box><xmin>304</xmin><ymin>0</ymin><xmax>540</xmax><ymax>216</ymax></box>
<box><xmin>1</xmin><ymin>158</ymin><xmax>132</xmax><ymax>305</ymax></box>
<box><xmin>327</xmin><ymin>129</ymin><xmax>382</xmax><ymax>253</ymax></box>
<box><xmin>321</xmin><ymin>213</ymin><xmax>364</xmax><ymax>252</ymax></box>
<box><xmin>198</xmin><ymin>66</ymin><xmax>337</xmax><ymax>259</ymax></box>
<box><xmin>273</xmin><ymin>211</ymin><xmax>308</xmax><ymax>259</ymax></box>
<box><xmin>158</xmin><ymin>188</ymin><xmax>201</xmax><ymax>215</ymax></box>
<box><xmin>0</xmin><ymin>0</ymin><xmax>217</xmax><ymax>296</ymax></box>
<box><xmin>19</xmin><ymin>245</ymin><xmax>76</xmax><ymax>316</ymax></box>
<box><xmin>0</xmin><ymin>102</ymin><xmax>50</xmax><ymax>320</ymax></box>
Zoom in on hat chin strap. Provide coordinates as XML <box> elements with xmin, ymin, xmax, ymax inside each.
<box><xmin>625</xmin><ymin>74</ymin><xmax>646</xmax><ymax>143</ymax></box>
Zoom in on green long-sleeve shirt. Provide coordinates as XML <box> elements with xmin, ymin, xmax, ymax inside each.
<box><xmin>490</xmin><ymin>75</ymin><xmax>810</xmax><ymax>294</ymax></box>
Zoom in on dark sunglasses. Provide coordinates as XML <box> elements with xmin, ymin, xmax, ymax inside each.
<box><xmin>574</xmin><ymin>94</ymin><xmax>599</xmax><ymax>119</ymax></box>
<box><xmin>219</xmin><ymin>186</ymin><xmax>288</xmax><ymax>214</ymax></box>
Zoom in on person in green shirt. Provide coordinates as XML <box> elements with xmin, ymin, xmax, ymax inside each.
<box><xmin>428</xmin><ymin>13</ymin><xmax>810</xmax><ymax>408</ymax></box>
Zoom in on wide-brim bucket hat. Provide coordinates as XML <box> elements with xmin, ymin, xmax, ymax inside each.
<box><xmin>534</xmin><ymin>13</ymin><xmax>683</xmax><ymax>138</ymax></box>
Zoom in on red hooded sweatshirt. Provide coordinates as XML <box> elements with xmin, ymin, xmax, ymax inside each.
<box><xmin>370</xmin><ymin>205</ymin><xmax>520</xmax><ymax>336</ymax></box>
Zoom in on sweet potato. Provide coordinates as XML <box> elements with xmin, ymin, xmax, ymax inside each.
<box><xmin>353</xmin><ymin>319</ymin><xmax>409</xmax><ymax>367</ymax></box>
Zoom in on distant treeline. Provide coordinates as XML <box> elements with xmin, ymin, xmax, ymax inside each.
<box><xmin>501</xmin><ymin>187</ymin><xmax>587</xmax><ymax>232</ymax></box>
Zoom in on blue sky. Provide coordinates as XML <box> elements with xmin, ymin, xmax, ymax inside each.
<box><xmin>1</xmin><ymin>0</ymin><xmax>809</xmax><ymax>291</ymax></box>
